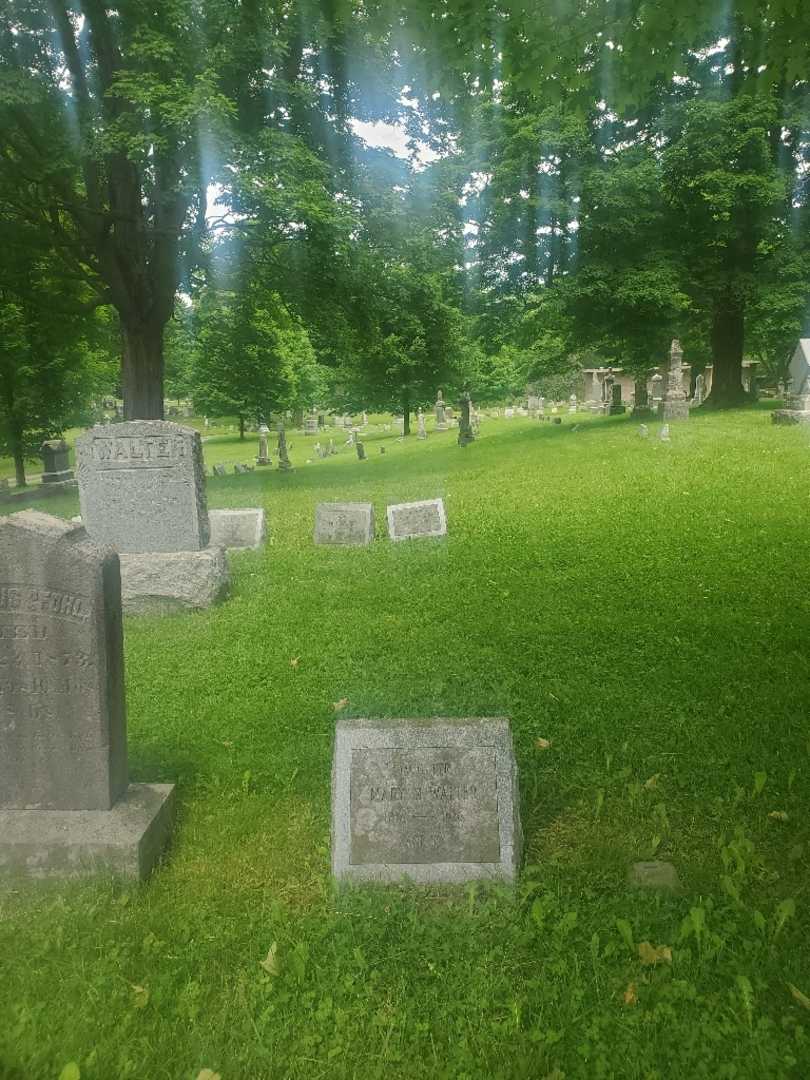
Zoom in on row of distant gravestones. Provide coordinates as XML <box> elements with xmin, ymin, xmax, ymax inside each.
<box><xmin>0</xmin><ymin>419</ymin><xmax>684</xmax><ymax>893</ymax></box>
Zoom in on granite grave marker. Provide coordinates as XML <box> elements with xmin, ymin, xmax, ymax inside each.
<box><xmin>386</xmin><ymin>498</ymin><xmax>447</xmax><ymax>541</ymax></box>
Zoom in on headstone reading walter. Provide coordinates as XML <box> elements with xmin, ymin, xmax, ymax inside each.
<box><xmin>386</xmin><ymin>498</ymin><xmax>447</xmax><ymax>542</ymax></box>
<box><xmin>76</xmin><ymin>421</ymin><xmax>209</xmax><ymax>554</ymax></box>
<box><xmin>332</xmin><ymin>717</ymin><xmax>521</xmax><ymax>884</ymax></box>
<box><xmin>314</xmin><ymin>503</ymin><xmax>374</xmax><ymax>546</ymax></box>
<box><xmin>0</xmin><ymin>511</ymin><xmax>174</xmax><ymax>878</ymax></box>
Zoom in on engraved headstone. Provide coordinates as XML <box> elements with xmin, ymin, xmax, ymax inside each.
<box><xmin>76</xmin><ymin>421</ymin><xmax>209</xmax><ymax>554</ymax></box>
<box><xmin>0</xmin><ymin>511</ymin><xmax>127</xmax><ymax>811</ymax></box>
<box><xmin>435</xmin><ymin>390</ymin><xmax>448</xmax><ymax>431</ymax></box>
<box><xmin>332</xmin><ymin>717</ymin><xmax>521</xmax><ymax>884</ymax></box>
<box><xmin>386</xmin><ymin>498</ymin><xmax>447</xmax><ymax>542</ymax></box>
<box><xmin>213</xmin><ymin>463</ymin><xmax>228</xmax><ymax>477</ymax></box>
<box><xmin>0</xmin><ymin>511</ymin><xmax>174</xmax><ymax>879</ymax></box>
<box><xmin>661</xmin><ymin>339</ymin><xmax>690</xmax><ymax>421</ymax></box>
<box><xmin>256</xmin><ymin>424</ymin><xmax>271</xmax><ymax>466</ymax></box>
<box><xmin>315</xmin><ymin>502</ymin><xmax>374</xmax><ymax>546</ymax></box>
<box><xmin>417</xmin><ymin>409</ymin><xmax>427</xmax><ymax>440</ymax></box>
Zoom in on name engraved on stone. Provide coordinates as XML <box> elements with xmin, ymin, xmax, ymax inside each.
<box><xmin>0</xmin><ymin>583</ymin><xmax>90</xmax><ymax>622</ymax></box>
<box><xmin>89</xmin><ymin>435</ymin><xmax>188</xmax><ymax>468</ymax></box>
<box><xmin>349</xmin><ymin>746</ymin><xmax>500</xmax><ymax>864</ymax></box>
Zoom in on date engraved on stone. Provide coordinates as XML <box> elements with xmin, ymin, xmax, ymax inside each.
<box><xmin>349</xmin><ymin>746</ymin><xmax>500</xmax><ymax>865</ymax></box>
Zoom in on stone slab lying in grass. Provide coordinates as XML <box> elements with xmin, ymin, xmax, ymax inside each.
<box><xmin>332</xmin><ymin>717</ymin><xmax>521</xmax><ymax>884</ymax></box>
<box><xmin>628</xmin><ymin>860</ymin><xmax>682</xmax><ymax>891</ymax></box>
<box><xmin>208</xmin><ymin>508</ymin><xmax>266</xmax><ymax>550</ymax></box>
<box><xmin>76</xmin><ymin>420</ymin><xmax>209</xmax><ymax>554</ymax></box>
<box><xmin>314</xmin><ymin>502</ymin><xmax>374</xmax><ymax>546</ymax></box>
<box><xmin>386</xmin><ymin>498</ymin><xmax>446</xmax><ymax>541</ymax></box>
<box><xmin>0</xmin><ymin>783</ymin><xmax>175</xmax><ymax>881</ymax></box>
<box><xmin>119</xmin><ymin>547</ymin><xmax>229</xmax><ymax>615</ymax></box>
<box><xmin>771</xmin><ymin>409</ymin><xmax>810</xmax><ymax>425</ymax></box>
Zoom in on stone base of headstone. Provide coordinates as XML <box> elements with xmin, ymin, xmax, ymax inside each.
<box><xmin>332</xmin><ymin>717</ymin><xmax>521</xmax><ymax>885</ymax></box>
<box><xmin>772</xmin><ymin>409</ymin><xmax>810</xmax><ymax>425</ymax></box>
<box><xmin>608</xmin><ymin>404</ymin><xmax>627</xmax><ymax>415</ymax></box>
<box><xmin>119</xmin><ymin>547</ymin><xmax>230</xmax><ymax>615</ymax></box>
<box><xmin>0</xmin><ymin>783</ymin><xmax>175</xmax><ymax>881</ymax></box>
<box><xmin>255</xmin><ymin>456</ymin><xmax>271</xmax><ymax>466</ymax></box>
<box><xmin>208</xmin><ymin>508</ymin><xmax>266</xmax><ymax>550</ymax></box>
<box><xmin>41</xmin><ymin>469</ymin><xmax>75</xmax><ymax>485</ymax></box>
<box><xmin>632</xmin><ymin>405</ymin><xmax>653</xmax><ymax>418</ymax></box>
<box><xmin>662</xmin><ymin>398</ymin><xmax>690</xmax><ymax>421</ymax></box>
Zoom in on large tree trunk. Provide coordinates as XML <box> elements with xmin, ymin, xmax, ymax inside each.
<box><xmin>704</xmin><ymin>299</ymin><xmax>750</xmax><ymax>408</ymax></box>
<box><xmin>239</xmin><ymin>415</ymin><xmax>245</xmax><ymax>440</ymax></box>
<box><xmin>403</xmin><ymin>389</ymin><xmax>411</xmax><ymax>435</ymax></box>
<box><xmin>122</xmin><ymin>321</ymin><xmax>165</xmax><ymax>419</ymax></box>
<box><xmin>11</xmin><ymin>436</ymin><xmax>26</xmax><ymax>487</ymax></box>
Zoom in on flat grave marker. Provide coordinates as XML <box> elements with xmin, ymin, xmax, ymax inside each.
<box><xmin>386</xmin><ymin>498</ymin><xmax>446</xmax><ymax>542</ymax></box>
<box><xmin>315</xmin><ymin>502</ymin><xmax>375</xmax><ymax>546</ymax></box>
<box><xmin>332</xmin><ymin>717</ymin><xmax>521</xmax><ymax>884</ymax></box>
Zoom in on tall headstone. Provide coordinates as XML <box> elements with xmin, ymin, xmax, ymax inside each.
<box><xmin>277</xmin><ymin>426</ymin><xmax>293</xmax><ymax>470</ymax></box>
<box><xmin>692</xmin><ymin>372</ymin><xmax>705</xmax><ymax>407</ymax></box>
<box><xmin>76</xmin><ymin>421</ymin><xmax>209</xmax><ymax>554</ymax></box>
<box><xmin>773</xmin><ymin>341</ymin><xmax>810</xmax><ymax>424</ymax></box>
<box><xmin>568</xmin><ymin>394</ymin><xmax>577</xmax><ymax>414</ymax></box>
<box><xmin>0</xmin><ymin>511</ymin><xmax>174</xmax><ymax>879</ymax></box>
<box><xmin>40</xmin><ymin>439</ymin><xmax>74</xmax><ymax>486</ymax></box>
<box><xmin>633</xmin><ymin>374</ymin><xmax>653</xmax><ymax>418</ymax></box>
<box><xmin>332</xmin><ymin>717</ymin><xmax>521</xmax><ymax>884</ymax></box>
<box><xmin>417</xmin><ymin>408</ymin><xmax>427</xmax><ymax>440</ymax></box>
<box><xmin>661</xmin><ymin>339</ymin><xmax>690</xmax><ymax>421</ymax></box>
<box><xmin>256</xmin><ymin>424</ymin><xmax>271</xmax><ymax>466</ymax></box>
<box><xmin>435</xmin><ymin>390</ymin><xmax>448</xmax><ymax>431</ymax></box>
<box><xmin>609</xmin><ymin>383</ymin><xmax>626</xmax><ymax>415</ymax></box>
<box><xmin>457</xmin><ymin>393</ymin><xmax>475</xmax><ymax>447</ymax></box>
<box><xmin>650</xmin><ymin>371</ymin><xmax>664</xmax><ymax>413</ymax></box>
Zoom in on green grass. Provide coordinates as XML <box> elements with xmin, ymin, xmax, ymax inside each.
<box><xmin>2</xmin><ymin>407</ymin><xmax>810</xmax><ymax>1079</ymax></box>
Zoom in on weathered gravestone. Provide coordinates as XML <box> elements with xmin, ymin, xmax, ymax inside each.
<box><xmin>208</xmin><ymin>508</ymin><xmax>267</xmax><ymax>550</ymax></box>
<box><xmin>0</xmin><ymin>510</ymin><xmax>174</xmax><ymax>879</ymax></box>
<box><xmin>315</xmin><ymin>503</ymin><xmax>374</xmax><ymax>546</ymax></box>
<box><xmin>76</xmin><ymin>421</ymin><xmax>209</xmax><ymax>554</ymax></box>
<box><xmin>386</xmin><ymin>498</ymin><xmax>447</xmax><ymax>542</ymax></box>
<box><xmin>332</xmin><ymin>717</ymin><xmax>521</xmax><ymax>884</ymax></box>
<box><xmin>40</xmin><ymin>439</ymin><xmax>75</xmax><ymax>486</ymax></box>
<box><xmin>773</xmin><ymin>339</ymin><xmax>810</xmax><ymax>424</ymax></box>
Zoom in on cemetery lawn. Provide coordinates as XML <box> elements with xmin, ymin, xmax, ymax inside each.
<box><xmin>2</xmin><ymin>406</ymin><xmax>810</xmax><ymax>1080</ymax></box>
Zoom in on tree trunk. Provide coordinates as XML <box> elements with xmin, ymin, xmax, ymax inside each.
<box><xmin>704</xmin><ymin>299</ymin><xmax>750</xmax><ymax>408</ymax></box>
<box><xmin>122</xmin><ymin>321</ymin><xmax>165</xmax><ymax>419</ymax></box>
<box><xmin>403</xmin><ymin>390</ymin><xmax>411</xmax><ymax>435</ymax></box>
<box><xmin>11</xmin><ymin>438</ymin><xmax>26</xmax><ymax>487</ymax></box>
<box><xmin>239</xmin><ymin>415</ymin><xmax>245</xmax><ymax>440</ymax></box>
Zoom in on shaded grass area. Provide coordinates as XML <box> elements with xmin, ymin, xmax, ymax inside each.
<box><xmin>2</xmin><ymin>407</ymin><xmax>810</xmax><ymax>1079</ymax></box>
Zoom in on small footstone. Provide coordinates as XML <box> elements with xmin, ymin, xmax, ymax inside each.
<box><xmin>315</xmin><ymin>502</ymin><xmax>374</xmax><ymax>546</ymax></box>
<box><xmin>208</xmin><ymin>508</ymin><xmax>266</xmax><ymax>550</ymax></box>
<box><xmin>386</xmin><ymin>498</ymin><xmax>446</xmax><ymax>541</ymax></box>
<box><xmin>628</xmin><ymin>860</ymin><xmax>681</xmax><ymax>891</ymax></box>
<box><xmin>119</xmin><ymin>548</ymin><xmax>230</xmax><ymax>614</ymax></box>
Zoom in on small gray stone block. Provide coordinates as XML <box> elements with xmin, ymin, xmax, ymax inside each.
<box><xmin>315</xmin><ymin>502</ymin><xmax>374</xmax><ymax>546</ymax></box>
<box><xmin>332</xmin><ymin>717</ymin><xmax>521</xmax><ymax>885</ymax></box>
<box><xmin>208</xmin><ymin>508</ymin><xmax>266</xmax><ymax>550</ymax></box>
<box><xmin>119</xmin><ymin>547</ymin><xmax>229</xmax><ymax>615</ymax></box>
<box><xmin>661</xmin><ymin>401</ymin><xmax>690</xmax><ymax>421</ymax></box>
<box><xmin>76</xmin><ymin>421</ymin><xmax>209</xmax><ymax>553</ymax></box>
<box><xmin>0</xmin><ymin>783</ymin><xmax>175</xmax><ymax>881</ymax></box>
<box><xmin>628</xmin><ymin>860</ymin><xmax>682</xmax><ymax>891</ymax></box>
<box><xmin>212</xmin><ymin>463</ymin><xmax>228</xmax><ymax>477</ymax></box>
<box><xmin>386</xmin><ymin>498</ymin><xmax>447</xmax><ymax>542</ymax></box>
